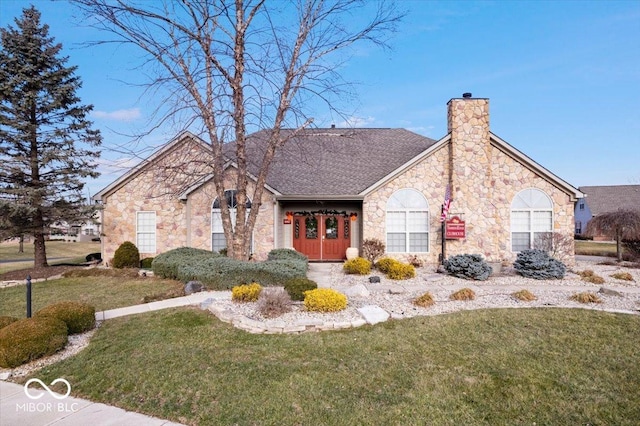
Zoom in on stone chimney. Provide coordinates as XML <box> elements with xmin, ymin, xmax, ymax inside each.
<box><xmin>446</xmin><ymin>94</ymin><xmax>491</xmax><ymax>195</ymax></box>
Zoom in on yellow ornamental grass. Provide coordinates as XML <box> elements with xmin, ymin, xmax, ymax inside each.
<box><xmin>303</xmin><ymin>288</ymin><xmax>348</xmax><ymax>312</ymax></box>
<box><xmin>387</xmin><ymin>262</ymin><xmax>416</xmax><ymax>280</ymax></box>
<box><xmin>232</xmin><ymin>283</ymin><xmax>263</xmax><ymax>303</ymax></box>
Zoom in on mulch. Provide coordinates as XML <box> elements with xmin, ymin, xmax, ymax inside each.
<box><xmin>0</xmin><ymin>264</ymin><xmax>84</xmax><ymax>282</ymax></box>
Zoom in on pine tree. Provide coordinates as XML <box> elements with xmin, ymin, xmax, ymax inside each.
<box><xmin>0</xmin><ymin>6</ymin><xmax>102</xmax><ymax>267</ymax></box>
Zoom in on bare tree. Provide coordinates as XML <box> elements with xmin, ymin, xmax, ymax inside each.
<box><xmin>71</xmin><ymin>0</ymin><xmax>401</xmax><ymax>260</ymax></box>
<box><xmin>585</xmin><ymin>209</ymin><xmax>640</xmax><ymax>262</ymax></box>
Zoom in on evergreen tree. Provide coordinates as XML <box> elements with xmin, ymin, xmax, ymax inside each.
<box><xmin>0</xmin><ymin>6</ymin><xmax>102</xmax><ymax>267</ymax></box>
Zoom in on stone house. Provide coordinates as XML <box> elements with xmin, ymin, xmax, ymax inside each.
<box><xmin>575</xmin><ymin>185</ymin><xmax>640</xmax><ymax>239</ymax></box>
<box><xmin>93</xmin><ymin>94</ymin><xmax>584</xmax><ymax>265</ymax></box>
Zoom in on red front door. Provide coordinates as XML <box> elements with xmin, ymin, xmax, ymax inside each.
<box><xmin>293</xmin><ymin>214</ymin><xmax>351</xmax><ymax>261</ymax></box>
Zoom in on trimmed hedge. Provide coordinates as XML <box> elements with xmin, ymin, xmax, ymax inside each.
<box><xmin>35</xmin><ymin>301</ymin><xmax>96</xmax><ymax>334</ymax></box>
<box><xmin>113</xmin><ymin>241</ymin><xmax>140</xmax><ymax>269</ymax></box>
<box><xmin>152</xmin><ymin>247</ymin><xmax>221</xmax><ymax>280</ymax></box>
<box><xmin>343</xmin><ymin>257</ymin><xmax>372</xmax><ymax>275</ymax></box>
<box><xmin>284</xmin><ymin>277</ymin><xmax>318</xmax><ymax>301</ymax></box>
<box><xmin>303</xmin><ymin>288</ymin><xmax>348</xmax><ymax>312</ymax></box>
<box><xmin>176</xmin><ymin>257</ymin><xmax>307</xmax><ymax>290</ymax></box>
<box><xmin>0</xmin><ymin>316</ymin><xmax>18</xmax><ymax>330</ymax></box>
<box><xmin>0</xmin><ymin>316</ymin><xmax>68</xmax><ymax>368</ymax></box>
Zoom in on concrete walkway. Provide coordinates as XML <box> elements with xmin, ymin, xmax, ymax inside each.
<box><xmin>0</xmin><ymin>380</ymin><xmax>184</xmax><ymax>426</ymax></box>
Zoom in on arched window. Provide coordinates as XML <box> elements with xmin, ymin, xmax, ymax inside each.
<box><xmin>386</xmin><ymin>189</ymin><xmax>429</xmax><ymax>253</ymax></box>
<box><xmin>211</xmin><ymin>190</ymin><xmax>252</xmax><ymax>252</ymax></box>
<box><xmin>511</xmin><ymin>188</ymin><xmax>553</xmax><ymax>252</ymax></box>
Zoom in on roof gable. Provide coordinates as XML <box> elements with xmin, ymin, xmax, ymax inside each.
<box><xmin>579</xmin><ymin>185</ymin><xmax>640</xmax><ymax>215</ymax></box>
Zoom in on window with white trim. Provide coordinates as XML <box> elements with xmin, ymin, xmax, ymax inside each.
<box><xmin>136</xmin><ymin>211</ymin><xmax>156</xmax><ymax>253</ymax></box>
<box><xmin>386</xmin><ymin>189</ymin><xmax>429</xmax><ymax>252</ymax></box>
<box><xmin>510</xmin><ymin>188</ymin><xmax>553</xmax><ymax>252</ymax></box>
<box><xmin>211</xmin><ymin>190</ymin><xmax>252</xmax><ymax>253</ymax></box>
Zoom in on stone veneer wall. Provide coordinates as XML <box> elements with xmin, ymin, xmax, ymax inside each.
<box><xmin>362</xmin><ymin>98</ymin><xmax>576</xmax><ymax>265</ymax></box>
<box><xmin>187</xmin><ymin>168</ymin><xmax>276</xmax><ymax>261</ymax></box>
<box><xmin>101</xmin><ymin>137</ymin><xmax>213</xmax><ymax>264</ymax></box>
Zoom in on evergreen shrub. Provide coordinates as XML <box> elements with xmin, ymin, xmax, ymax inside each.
<box><xmin>444</xmin><ymin>254</ymin><xmax>492</xmax><ymax>281</ymax></box>
<box><xmin>35</xmin><ymin>301</ymin><xmax>95</xmax><ymax>334</ymax></box>
<box><xmin>152</xmin><ymin>247</ymin><xmax>221</xmax><ymax>279</ymax></box>
<box><xmin>0</xmin><ymin>316</ymin><xmax>18</xmax><ymax>330</ymax></box>
<box><xmin>303</xmin><ymin>288</ymin><xmax>348</xmax><ymax>312</ymax></box>
<box><xmin>375</xmin><ymin>257</ymin><xmax>401</xmax><ymax>273</ymax></box>
<box><xmin>140</xmin><ymin>257</ymin><xmax>154</xmax><ymax>269</ymax></box>
<box><xmin>284</xmin><ymin>277</ymin><xmax>318</xmax><ymax>301</ymax></box>
<box><xmin>513</xmin><ymin>249</ymin><xmax>566</xmax><ymax>280</ymax></box>
<box><xmin>387</xmin><ymin>262</ymin><xmax>416</xmax><ymax>280</ymax></box>
<box><xmin>343</xmin><ymin>257</ymin><xmax>372</xmax><ymax>275</ymax></box>
<box><xmin>112</xmin><ymin>241</ymin><xmax>140</xmax><ymax>269</ymax></box>
<box><xmin>232</xmin><ymin>283</ymin><xmax>263</xmax><ymax>303</ymax></box>
<box><xmin>0</xmin><ymin>317</ymin><xmax>68</xmax><ymax>368</ymax></box>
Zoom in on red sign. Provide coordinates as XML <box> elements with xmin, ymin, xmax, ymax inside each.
<box><xmin>445</xmin><ymin>216</ymin><xmax>465</xmax><ymax>239</ymax></box>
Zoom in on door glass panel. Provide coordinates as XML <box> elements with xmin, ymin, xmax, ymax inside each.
<box><xmin>325</xmin><ymin>217</ymin><xmax>338</xmax><ymax>239</ymax></box>
<box><xmin>305</xmin><ymin>217</ymin><xmax>318</xmax><ymax>239</ymax></box>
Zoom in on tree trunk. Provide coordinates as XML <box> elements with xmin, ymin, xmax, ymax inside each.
<box><xmin>18</xmin><ymin>234</ymin><xmax>24</xmax><ymax>253</ymax></box>
<box><xmin>616</xmin><ymin>228</ymin><xmax>622</xmax><ymax>262</ymax></box>
<box><xmin>33</xmin><ymin>209</ymin><xmax>48</xmax><ymax>268</ymax></box>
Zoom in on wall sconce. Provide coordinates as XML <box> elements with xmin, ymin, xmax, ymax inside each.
<box><xmin>349</xmin><ymin>212</ymin><xmax>357</xmax><ymax>221</ymax></box>
<box><xmin>286</xmin><ymin>211</ymin><xmax>294</xmax><ymax>220</ymax></box>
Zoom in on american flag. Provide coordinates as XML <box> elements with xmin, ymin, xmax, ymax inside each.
<box><xmin>440</xmin><ymin>184</ymin><xmax>451</xmax><ymax>222</ymax></box>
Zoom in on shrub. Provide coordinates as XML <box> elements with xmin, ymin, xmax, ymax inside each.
<box><xmin>112</xmin><ymin>241</ymin><xmax>140</xmax><ymax>269</ymax></box>
<box><xmin>513</xmin><ymin>249</ymin><xmax>566</xmax><ymax>280</ymax></box>
<box><xmin>303</xmin><ymin>288</ymin><xmax>348</xmax><ymax>312</ymax></box>
<box><xmin>257</xmin><ymin>288</ymin><xmax>293</xmax><ymax>318</ymax></box>
<box><xmin>85</xmin><ymin>252</ymin><xmax>102</xmax><ymax>262</ymax></box>
<box><xmin>407</xmin><ymin>254</ymin><xmax>424</xmax><ymax>268</ymax></box>
<box><xmin>570</xmin><ymin>292</ymin><xmax>602</xmax><ymax>304</ymax></box>
<box><xmin>577</xmin><ymin>270</ymin><xmax>605</xmax><ymax>284</ymax></box>
<box><xmin>444</xmin><ymin>254</ymin><xmax>492</xmax><ymax>281</ymax></box>
<box><xmin>623</xmin><ymin>239</ymin><xmax>640</xmax><ymax>260</ymax></box>
<box><xmin>35</xmin><ymin>301</ymin><xmax>96</xmax><ymax>334</ymax></box>
<box><xmin>177</xmin><ymin>256</ymin><xmax>306</xmax><ymax>290</ymax></box>
<box><xmin>611</xmin><ymin>272</ymin><xmax>634</xmax><ymax>281</ymax></box>
<box><xmin>362</xmin><ymin>238</ymin><xmax>385</xmax><ymax>264</ymax></box>
<box><xmin>284</xmin><ymin>277</ymin><xmax>318</xmax><ymax>301</ymax></box>
<box><xmin>413</xmin><ymin>292</ymin><xmax>435</xmax><ymax>308</ymax></box>
<box><xmin>343</xmin><ymin>257</ymin><xmax>372</xmax><ymax>275</ymax></box>
<box><xmin>267</xmin><ymin>248</ymin><xmax>308</xmax><ymax>265</ymax></box>
<box><xmin>387</xmin><ymin>262</ymin><xmax>416</xmax><ymax>280</ymax></box>
<box><xmin>0</xmin><ymin>316</ymin><xmax>68</xmax><ymax>368</ymax></box>
<box><xmin>450</xmin><ymin>288</ymin><xmax>476</xmax><ymax>301</ymax></box>
<box><xmin>512</xmin><ymin>289</ymin><xmax>537</xmax><ymax>302</ymax></box>
<box><xmin>140</xmin><ymin>257</ymin><xmax>154</xmax><ymax>269</ymax></box>
<box><xmin>0</xmin><ymin>316</ymin><xmax>18</xmax><ymax>330</ymax></box>
<box><xmin>375</xmin><ymin>257</ymin><xmax>401</xmax><ymax>273</ymax></box>
<box><xmin>232</xmin><ymin>283</ymin><xmax>263</xmax><ymax>303</ymax></box>
<box><xmin>152</xmin><ymin>247</ymin><xmax>221</xmax><ymax>280</ymax></box>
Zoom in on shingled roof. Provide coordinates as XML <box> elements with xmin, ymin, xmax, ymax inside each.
<box><xmin>236</xmin><ymin>128</ymin><xmax>438</xmax><ymax>196</ymax></box>
<box><xmin>579</xmin><ymin>185</ymin><xmax>640</xmax><ymax>215</ymax></box>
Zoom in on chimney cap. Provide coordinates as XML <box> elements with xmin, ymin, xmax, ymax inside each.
<box><xmin>462</xmin><ymin>92</ymin><xmax>472</xmax><ymax>98</ymax></box>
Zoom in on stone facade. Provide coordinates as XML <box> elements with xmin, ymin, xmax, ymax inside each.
<box><xmin>362</xmin><ymin>97</ymin><xmax>576</xmax><ymax>265</ymax></box>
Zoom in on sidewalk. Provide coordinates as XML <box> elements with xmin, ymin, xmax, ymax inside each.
<box><xmin>0</xmin><ymin>381</ymin><xmax>184</xmax><ymax>426</ymax></box>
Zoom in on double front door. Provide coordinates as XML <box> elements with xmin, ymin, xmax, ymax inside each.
<box><xmin>293</xmin><ymin>214</ymin><xmax>351</xmax><ymax>261</ymax></box>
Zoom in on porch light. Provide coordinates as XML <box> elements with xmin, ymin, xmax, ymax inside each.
<box><xmin>286</xmin><ymin>211</ymin><xmax>294</xmax><ymax>220</ymax></box>
<box><xmin>349</xmin><ymin>212</ymin><xmax>357</xmax><ymax>221</ymax></box>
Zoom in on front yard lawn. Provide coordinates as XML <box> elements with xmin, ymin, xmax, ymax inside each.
<box><xmin>0</xmin><ymin>275</ymin><xmax>184</xmax><ymax>318</ymax></box>
<box><xmin>27</xmin><ymin>307</ymin><xmax>640</xmax><ymax>425</ymax></box>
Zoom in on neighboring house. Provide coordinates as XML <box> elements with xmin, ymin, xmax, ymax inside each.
<box><xmin>93</xmin><ymin>95</ymin><xmax>584</xmax><ymax>265</ymax></box>
<box><xmin>575</xmin><ymin>185</ymin><xmax>640</xmax><ymax>239</ymax></box>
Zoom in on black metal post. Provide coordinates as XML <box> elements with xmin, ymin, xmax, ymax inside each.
<box><xmin>26</xmin><ymin>274</ymin><xmax>32</xmax><ymax>318</ymax></box>
<box><xmin>441</xmin><ymin>205</ymin><xmax>446</xmax><ymax>265</ymax></box>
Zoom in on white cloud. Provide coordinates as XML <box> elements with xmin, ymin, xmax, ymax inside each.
<box><xmin>92</xmin><ymin>108</ymin><xmax>141</xmax><ymax>121</ymax></box>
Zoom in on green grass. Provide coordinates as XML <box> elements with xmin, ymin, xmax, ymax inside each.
<box><xmin>0</xmin><ymin>241</ymin><xmax>101</xmax><ymax>274</ymax></box>
<box><xmin>0</xmin><ymin>275</ymin><xmax>184</xmax><ymax>318</ymax></box>
<box><xmin>575</xmin><ymin>240</ymin><xmax>617</xmax><ymax>256</ymax></box>
<box><xmin>29</xmin><ymin>308</ymin><xmax>640</xmax><ymax>425</ymax></box>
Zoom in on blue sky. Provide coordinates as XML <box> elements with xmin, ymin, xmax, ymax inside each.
<box><xmin>1</xmin><ymin>0</ymin><xmax>639</xmax><ymax>198</ymax></box>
